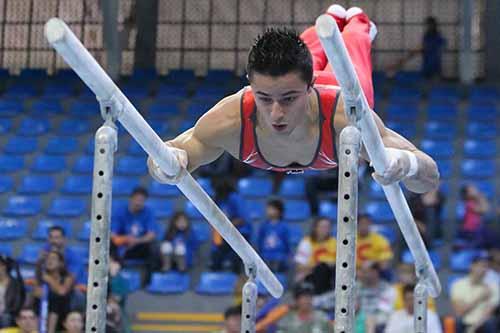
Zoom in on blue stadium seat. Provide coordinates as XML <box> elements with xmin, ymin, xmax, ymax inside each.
<box><xmin>31</xmin><ymin>155</ymin><xmax>66</xmax><ymax>173</ymax></box>
<box><xmin>238</xmin><ymin>177</ymin><xmax>273</xmax><ymax>197</ymax></box>
<box><xmin>402</xmin><ymin>249</ymin><xmax>441</xmax><ymax>270</ymax></box>
<box><xmin>420</xmin><ymin>140</ymin><xmax>454</xmax><ymax>159</ymax></box>
<box><xmin>20</xmin><ymin>68</ymin><xmax>47</xmax><ymax>80</ymax></box>
<box><xmin>61</xmin><ymin>175</ymin><xmax>92</xmax><ymax>195</ymax></box>
<box><xmin>112</xmin><ymin>176</ymin><xmax>140</xmax><ymax>196</ymax></box>
<box><xmin>197</xmin><ymin>178</ymin><xmax>214</xmax><ymax>196</ymax></box>
<box><xmin>363</xmin><ymin>201</ymin><xmax>393</xmax><ymax>223</ymax></box>
<box><xmin>385</xmin><ymin>103</ymin><xmax>417</xmax><ymax>122</ymax></box>
<box><xmin>156</xmin><ymin>84</ymin><xmax>188</xmax><ymax>99</ymax></box>
<box><xmin>165</xmin><ymin>69</ymin><xmax>195</xmax><ymax>83</ymax></box>
<box><xmin>0</xmin><ymin>243</ymin><xmax>12</xmax><ymax>257</ymax></box>
<box><xmin>460</xmin><ymin>180</ymin><xmax>496</xmax><ymax>200</ymax></box>
<box><xmin>18</xmin><ymin>243</ymin><xmax>44</xmax><ymax>264</ymax></box>
<box><xmin>466</xmin><ymin>122</ymin><xmax>496</xmax><ymax>139</ymax></box>
<box><xmin>45</xmin><ymin>137</ymin><xmax>79</xmax><ymax>155</ymax></box>
<box><xmin>461</xmin><ymin>159</ymin><xmax>495</xmax><ymax>178</ymax></box>
<box><xmin>148</xmin><ymin>181</ymin><xmax>180</xmax><ymax>197</ymax></box>
<box><xmin>19</xmin><ymin>175</ymin><xmax>55</xmax><ymax>194</ymax></box>
<box><xmin>77</xmin><ymin>221</ymin><xmax>91</xmax><ymax>241</ymax></box>
<box><xmin>0</xmin><ymin>99</ymin><xmax>23</xmax><ymax>117</ymax></box>
<box><xmin>386</xmin><ymin>122</ymin><xmax>416</xmax><ymax>140</ymax></box>
<box><xmin>72</xmin><ymin>156</ymin><xmax>93</xmax><ymax>174</ymax></box>
<box><xmin>467</xmin><ymin>103</ymin><xmax>497</xmax><ymax>122</ymax></box>
<box><xmin>30</xmin><ymin>99</ymin><xmax>63</xmax><ymax>115</ymax></box>
<box><xmin>116</xmin><ymin>156</ymin><xmax>147</xmax><ymax>175</ymax></box>
<box><xmin>85</xmin><ymin>137</ymin><xmax>95</xmax><ymax>155</ymax></box>
<box><xmin>186</xmin><ymin>101</ymin><xmax>212</xmax><ymax>119</ymax></box>
<box><xmin>47</xmin><ymin>197</ymin><xmax>87</xmax><ymax>218</ymax></box>
<box><xmin>436</xmin><ymin>159</ymin><xmax>453</xmax><ymax>179</ymax></box>
<box><xmin>68</xmin><ymin>245</ymin><xmax>89</xmax><ymax>261</ymax></box>
<box><xmin>393</xmin><ymin>71</ymin><xmax>423</xmax><ymax>86</ymax></box>
<box><xmin>32</xmin><ymin>220</ymin><xmax>72</xmax><ymax>240</ymax></box>
<box><xmin>450</xmin><ymin>250</ymin><xmax>480</xmax><ymax>272</ymax></box>
<box><xmin>4</xmin><ymin>84</ymin><xmax>37</xmax><ymax>99</ymax></box>
<box><xmin>57</xmin><ymin>119</ymin><xmax>90</xmax><ymax>136</ymax></box>
<box><xmin>191</xmin><ymin>221</ymin><xmax>210</xmax><ymax>243</ymax></box>
<box><xmin>427</xmin><ymin>102</ymin><xmax>458</xmax><ymax>121</ymax></box>
<box><xmin>279</xmin><ymin>178</ymin><xmax>306</xmax><ymax>198</ymax></box>
<box><xmin>196</xmin><ymin>272</ymin><xmax>237</xmax><ymax>295</ymax></box>
<box><xmin>148</xmin><ymin>100</ymin><xmax>182</xmax><ymax>116</ymax></box>
<box><xmin>0</xmin><ymin>219</ymin><xmax>28</xmax><ymax>240</ymax></box>
<box><xmin>131</xmin><ymin>68</ymin><xmax>157</xmax><ymax>81</ymax></box>
<box><xmin>424</xmin><ymin>121</ymin><xmax>456</xmax><ymax>140</ymax></box>
<box><xmin>283</xmin><ymin>200</ymin><xmax>311</xmax><ymax>222</ymax></box>
<box><xmin>371</xmin><ymin>224</ymin><xmax>397</xmax><ymax>243</ymax></box>
<box><xmin>0</xmin><ymin>175</ymin><xmax>13</xmax><ymax>193</ymax></box>
<box><xmin>367</xmin><ymin>180</ymin><xmax>385</xmax><ymax>200</ymax></box>
<box><xmin>388</xmin><ymin>87</ymin><xmax>421</xmax><ymax>104</ymax></box>
<box><xmin>148</xmin><ymin>199</ymin><xmax>174</xmax><ymax>219</ymax></box>
<box><xmin>147</xmin><ymin>272</ymin><xmax>190</xmax><ymax>294</ymax></box>
<box><xmin>123</xmin><ymin>86</ymin><xmax>149</xmax><ymax>99</ymax></box>
<box><xmin>0</xmin><ymin>118</ymin><xmax>11</xmax><ymax>133</ymax></box>
<box><xmin>464</xmin><ymin>140</ymin><xmax>496</xmax><ymax>159</ymax></box>
<box><xmin>0</xmin><ymin>155</ymin><xmax>24</xmax><ymax>173</ymax></box>
<box><xmin>121</xmin><ymin>269</ymin><xmax>142</xmax><ymax>292</ymax></box>
<box><xmin>244</xmin><ymin>199</ymin><xmax>266</xmax><ymax>220</ymax></box>
<box><xmin>287</xmin><ymin>224</ymin><xmax>304</xmax><ymax>248</ymax></box>
<box><xmin>127</xmin><ymin>140</ymin><xmax>146</xmax><ymax>156</ymax></box>
<box><xmin>469</xmin><ymin>86</ymin><xmax>498</xmax><ymax>103</ymax></box>
<box><xmin>318</xmin><ymin>201</ymin><xmax>337</xmax><ymax>220</ymax></box>
<box><xmin>150</xmin><ymin>123</ymin><xmax>170</xmax><ymax>137</ymax></box>
<box><xmin>17</xmin><ymin>118</ymin><xmax>50</xmax><ymax>136</ymax></box>
<box><xmin>193</xmin><ymin>87</ymin><xmax>228</xmax><ymax>99</ymax></box>
<box><xmin>3</xmin><ymin>196</ymin><xmax>41</xmax><ymax>216</ymax></box>
<box><xmin>205</xmin><ymin>69</ymin><xmax>235</xmax><ymax>83</ymax></box>
<box><xmin>4</xmin><ymin>137</ymin><xmax>38</xmax><ymax>155</ymax></box>
<box><xmin>42</xmin><ymin>83</ymin><xmax>74</xmax><ymax>98</ymax></box>
<box><xmin>428</xmin><ymin>87</ymin><xmax>460</xmax><ymax>103</ymax></box>
<box><xmin>69</xmin><ymin>100</ymin><xmax>99</xmax><ymax>118</ymax></box>
<box><xmin>184</xmin><ymin>201</ymin><xmax>203</xmax><ymax>220</ymax></box>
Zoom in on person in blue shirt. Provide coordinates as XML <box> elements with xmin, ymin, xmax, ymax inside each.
<box><xmin>111</xmin><ymin>187</ymin><xmax>159</xmax><ymax>285</ymax></box>
<box><xmin>160</xmin><ymin>212</ymin><xmax>197</xmax><ymax>272</ymax></box>
<box><xmin>40</xmin><ymin>226</ymin><xmax>79</xmax><ymax>276</ymax></box>
<box><xmin>210</xmin><ymin>178</ymin><xmax>251</xmax><ymax>273</ymax></box>
<box><xmin>257</xmin><ymin>199</ymin><xmax>290</xmax><ymax>272</ymax></box>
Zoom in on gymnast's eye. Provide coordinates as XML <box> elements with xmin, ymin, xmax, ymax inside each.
<box><xmin>258</xmin><ymin>97</ymin><xmax>273</xmax><ymax>104</ymax></box>
<box><xmin>281</xmin><ymin>96</ymin><xmax>297</xmax><ymax>104</ymax></box>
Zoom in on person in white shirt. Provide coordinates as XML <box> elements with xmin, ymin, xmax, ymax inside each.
<box><xmin>385</xmin><ymin>284</ymin><xmax>442</xmax><ymax>333</ymax></box>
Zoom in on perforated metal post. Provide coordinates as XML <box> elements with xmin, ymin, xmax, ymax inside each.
<box><xmin>85</xmin><ymin>112</ymin><xmax>117</xmax><ymax>332</ymax></box>
<box><xmin>241</xmin><ymin>262</ymin><xmax>258</xmax><ymax>333</ymax></box>
<box><xmin>414</xmin><ymin>282</ymin><xmax>428</xmax><ymax>333</ymax></box>
<box><xmin>335</xmin><ymin>126</ymin><xmax>361</xmax><ymax>333</ymax></box>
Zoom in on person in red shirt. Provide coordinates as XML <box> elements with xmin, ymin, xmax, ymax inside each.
<box><xmin>148</xmin><ymin>5</ymin><xmax>439</xmax><ymax>196</ymax></box>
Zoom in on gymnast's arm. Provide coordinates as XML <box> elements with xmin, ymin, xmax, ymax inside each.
<box><xmin>147</xmin><ymin>93</ymin><xmax>241</xmax><ymax>181</ymax></box>
<box><xmin>334</xmin><ymin>96</ymin><xmax>439</xmax><ymax>193</ymax></box>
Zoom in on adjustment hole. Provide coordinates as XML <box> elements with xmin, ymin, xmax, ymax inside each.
<box><xmin>96</xmin><ymin>215</ymin><xmax>102</xmax><ymax>220</ymax></box>
<box><xmin>341</xmin><ymin>285</ymin><xmax>347</xmax><ymax>291</ymax></box>
<box><xmin>91</xmin><ymin>328</ymin><xmax>96</xmax><ymax>332</ymax></box>
<box><xmin>93</xmin><ymin>282</ymin><xmax>98</xmax><ymax>287</ymax></box>
<box><xmin>343</xmin><ymin>217</ymin><xmax>349</xmax><ymax>223</ymax></box>
<box><xmin>344</xmin><ymin>172</ymin><xmax>350</xmax><ymax>177</ymax></box>
<box><xmin>94</xmin><ymin>259</ymin><xmax>100</xmax><ymax>265</ymax></box>
<box><xmin>345</xmin><ymin>149</ymin><xmax>351</xmax><ymax>155</ymax></box>
<box><xmin>99</xmin><ymin>148</ymin><xmax>105</xmax><ymax>154</ymax></box>
<box><xmin>341</xmin><ymin>308</ymin><xmax>347</xmax><ymax>314</ymax></box>
<box><xmin>342</xmin><ymin>262</ymin><xmax>348</xmax><ymax>268</ymax></box>
<box><xmin>92</xmin><ymin>304</ymin><xmax>98</xmax><ymax>310</ymax></box>
<box><xmin>98</xmin><ymin>171</ymin><xmax>104</xmax><ymax>176</ymax></box>
<box><xmin>246</xmin><ymin>314</ymin><xmax>250</xmax><ymax>319</ymax></box>
<box><xmin>343</xmin><ymin>239</ymin><xmax>348</xmax><ymax>245</ymax></box>
<box><xmin>97</xmin><ymin>192</ymin><xmax>103</xmax><ymax>198</ymax></box>
<box><xmin>418</xmin><ymin>316</ymin><xmax>422</xmax><ymax>321</ymax></box>
<box><xmin>95</xmin><ymin>237</ymin><xmax>101</xmax><ymax>243</ymax></box>
<box><xmin>344</xmin><ymin>194</ymin><xmax>350</xmax><ymax>200</ymax></box>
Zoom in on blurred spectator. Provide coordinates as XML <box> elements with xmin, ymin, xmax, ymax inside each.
<box><xmin>257</xmin><ymin>199</ymin><xmax>290</xmax><ymax>272</ymax></box>
<box><xmin>392</xmin><ymin>263</ymin><xmax>435</xmax><ymax>312</ymax></box>
<box><xmin>484</xmin><ymin>249</ymin><xmax>500</xmax><ymax>287</ymax></box>
<box><xmin>41</xmin><ymin>226</ymin><xmax>79</xmax><ymax>275</ymax></box>
<box><xmin>0</xmin><ymin>306</ymin><xmax>38</xmax><ymax>333</ymax></box>
<box><xmin>387</xmin><ymin>16</ymin><xmax>446</xmax><ymax>80</ymax></box>
<box><xmin>256</xmin><ymin>295</ymin><xmax>289</xmax><ymax>333</ymax></box>
<box><xmin>385</xmin><ymin>284</ymin><xmax>442</xmax><ymax>333</ymax></box>
<box><xmin>0</xmin><ymin>256</ymin><xmax>25</xmax><ymax>328</ymax></box>
<box><xmin>356</xmin><ymin>261</ymin><xmax>396</xmax><ymax>332</ymax></box>
<box><xmin>33</xmin><ymin>250</ymin><xmax>75</xmax><ymax>333</ymax></box>
<box><xmin>408</xmin><ymin>187</ymin><xmax>445</xmax><ymax>246</ymax></box>
<box><xmin>160</xmin><ymin>212</ymin><xmax>197</xmax><ymax>272</ymax></box>
<box><xmin>108</xmin><ymin>255</ymin><xmax>129</xmax><ymax>310</ymax></box>
<box><xmin>210</xmin><ymin>179</ymin><xmax>250</xmax><ymax>273</ymax></box>
<box><xmin>305</xmin><ymin>170</ymin><xmax>338</xmax><ymax>216</ymax></box>
<box><xmin>216</xmin><ymin>305</ymin><xmax>241</xmax><ymax>333</ymax></box>
<box><xmin>294</xmin><ymin>217</ymin><xmax>336</xmax><ymax>296</ymax></box>
<box><xmin>62</xmin><ymin>311</ymin><xmax>84</xmax><ymax>333</ymax></box>
<box><xmin>276</xmin><ymin>282</ymin><xmax>331</xmax><ymax>333</ymax></box>
<box><xmin>106</xmin><ymin>293</ymin><xmax>124</xmax><ymax>333</ymax></box>
<box><xmin>451</xmin><ymin>252</ymin><xmax>499</xmax><ymax>333</ymax></box>
<box><xmin>459</xmin><ymin>184</ymin><xmax>490</xmax><ymax>248</ymax></box>
<box><xmin>111</xmin><ymin>187</ymin><xmax>160</xmax><ymax>284</ymax></box>
<box><xmin>356</xmin><ymin>214</ymin><xmax>393</xmax><ymax>276</ymax></box>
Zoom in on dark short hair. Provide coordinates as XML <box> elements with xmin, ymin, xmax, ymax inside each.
<box><xmin>48</xmin><ymin>225</ymin><xmax>65</xmax><ymax>236</ymax></box>
<box><xmin>16</xmin><ymin>306</ymin><xmax>36</xmax><ymax>318</ymax></box>
<box><xmin>358</xmin><ymin>213</ymin><xmax>372</xmax><ymax>222</ymax></box>
<box><xmin>267</xmin><ymin>199</ymin><xmax>284</xmax><ymax>218</ymax></box>
<box><xmin>247</xmin><ymin>27</ymin><xmax>313</xmax><ymax>84</ymax></box>
<box><xmin>293</xmin><ymin>281</ymin><xmax>314</xmax><ymax>298</ymax></box>
<box><xmin>402</xmin><ymin>283</ymin><xmax>416</xmax><ymax>296</ymax></box>
<box><xmin>224</xmin><ymin>305</ymin><xmax>241</xmax><ymax>319</ymax></box>
<box><xmin>131</xmin><ymin>186</ymin><xmax>148</xmax><ymax>198</ymax></box>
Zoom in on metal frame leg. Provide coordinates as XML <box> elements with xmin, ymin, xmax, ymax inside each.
<box><xmin>241</xmin><ymin>262</ymin><xmax>258</xmax><ymax>333</ymax></box>
<box><xmin>335</xmin><ymin>126</ymin><xmax>361</xmax><ymax>333</ymax></box>
<box><xmin>414</xmin><ymin>282</ymin><xmax>428</xmax><ymax>333</ymax></box>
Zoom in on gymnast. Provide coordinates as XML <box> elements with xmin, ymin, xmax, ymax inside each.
<box><xmin>147</xmin><ymin>5</ymin><xmax>439</xmax><ymax>194</ymax></box>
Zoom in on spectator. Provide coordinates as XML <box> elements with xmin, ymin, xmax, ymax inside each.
<box><xmin>106</xmin><ymin>293</ymin><xmax>124</xmax><ymax>333</ymax></box>
<box><xmin>294</xmin><ymin>217</ymin><xmax>336</xmax><ymax>296</ymax></box>
<box><xmin>210</xmin><ymin>179</ymin><xmax>250</xmax><ymax>273</ymax></box>
<box><xmin>41</xmin><ymin>226</ymin><xmax>79</xmax><ymax>275</ymax></box>
<box><xmin>385</xmin><ymin>284</ymin><xmax>442</xmax><ymax>333</ymax></box>
<box><xmin>62</xmin><ymin>311</ymin><xmax>84</xmax><ymax>333</ymax></box>
<box><xmin>356</xmin><ymin>261</ymin><xmax>396</xmax><ymax>332</ymax></box>
<box><xmin>257</xmin><ymin>199</ymin><xmax>290</xmax><ymax>272</ymax></box>
<box><xmin>0</xmin><ymin>307</ymin><xmax>38</xmax><ymax>333</ymax></box>
<box><xmin>460</xmin><ymin>184</ymin><xmax>490</xmax><ymax>248</ymax></box>
<box><xmin>217</xmin><ymin>305</ymin><xmax>241</xmax><ymax>333</ymax></box>
<box><xmin>111</xmin><ymin>187</ymin><xmax>160</xmax><ymax>284</ymax></box>
<box><xmin>305</xmin><ymin>169</ymin><xmax>339</xmax><ymax>216</ymax></box>
<box><xmin>484</xmin><ymin>248</ymin><xmax>500</xmax><ymax>287</ymax></box>
<box><xmin>0</xmin><ymin>256</ymin><xmax>25</xmax><ymax>328</ymax></box>
<box><xmin>408</xmin><ymin>186</ymin><xmax>445</xmax><ymax>246</ymax></box>
<box><xmin>32</xmin><ymin>250</ymin><xmax>74</xmax><ymax>333</ymax></box>
<box><xmin>392</xmin><ymin>263</ymin><xmax>435</xmax><ymax>312</ymax></box>
<box><xmin>108</xmin><ymin>255</ymin><xmax>129</xmax><ymax>310</ymax></box>
<box><xmin>160</xmin><ymin>212</ymin><xmax>197</xmax><ymax>272</ymax></box>
<box><xmin>356</xmin><ymin>214</ymin><xmax>393</xmax><ymax>274</ymax></box>
<box><xmin>276</xmin><ymin>282</ymin><xmax>331</xmax><ymax>333</ymax></box>
<box><xmin>451</xmin><ymin>252</ymin><xmax>499</xmax><ymax>333</ymax></box>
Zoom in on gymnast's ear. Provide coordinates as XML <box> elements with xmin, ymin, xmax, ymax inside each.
<box><xmin>308</xmin><ymin>77</ymin><xmax>316</xmax><ymax>91</ymax></box>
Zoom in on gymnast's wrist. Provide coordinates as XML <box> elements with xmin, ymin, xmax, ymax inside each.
<box><xmin>403</xmin><ymin>150</ymin><xmax>419</xmax><ymax>178</ymax></box>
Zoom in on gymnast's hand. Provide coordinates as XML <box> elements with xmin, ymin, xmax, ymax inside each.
<box><xmin>147</xmin><ymin>144</ymin><xmax>188</xmax><ymax>185</ymax></box>
<box><xmin>371</xmin><ymin>147</ymin><xmax>415</xmax><ymax>186</ymax></box>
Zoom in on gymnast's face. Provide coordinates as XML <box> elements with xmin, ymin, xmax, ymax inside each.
<box><xmin>251</xmin><ymin>71</ymin><xmax>311</xmax><ymax>135</ymax></box>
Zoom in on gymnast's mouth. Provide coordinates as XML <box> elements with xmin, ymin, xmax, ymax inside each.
<box><xmin>272</xmin><ymin>124</ymin><xmax>287</xmax><ymax>131</ymax></box>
